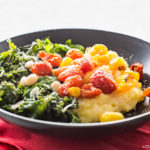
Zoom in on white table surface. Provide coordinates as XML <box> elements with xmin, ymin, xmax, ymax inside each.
<box><xmin>0</xmin><ymin>0</ymin><xmax>150</xmax><ymax>42</ymax></box>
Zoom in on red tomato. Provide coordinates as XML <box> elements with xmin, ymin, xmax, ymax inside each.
<box><xmin>73</xmin><ymin>57</ymin><xmax>92</xmax><ymax>73</ymax></box>
<box><xmin>31</xmin><ymin>61</ymin><xmax>52</xmax><ymax>76</ymax></box>
<box><xmin>58</xmin><ymin>84</ymin><xmax>69</xmax><ymax>97</ymax></box>
<box><xmin>53</xmin><ymin>66</ymin><xmax>69</xmax><ymax>76</ymax></box>
<box><xmin>130</xmin><ymin>62</ymin><xmax>143</xmax><ymax>80</ymax></box>
<box><xmin>90</xmin><ymin>69</ymin><xmax>117</xmax><ymax>94</ymax></box>
<box><xmin>39</xmin><ymin>51</ymin><xmax>47</xmax><ymax>58</ymax></box>
<box><xmin>45</xmin><ymin>53</ymin><xmax>62</xmax><ymax>67</ymax></box>
<box><xmin>81</xmin><ymin>83</ymin><xmax>101</xmax><ymax>98</ymax></box>
<box><xmin>39</xmin><ymin>51</ymin><xmax>62</xmax><ymax>67</ymax></box>
<box><xmin>143</xmin><ymin>87</ymin><xmax>150</xmax><ymax>97</ymax></box>
<box><xmin>66</xmin><ymin>49</ymin><xmax>83</xmax><ymax>60</ymax></box>
<box><xmin>58</xmin><ymin>65</ymin><xmax>84</xmax><ymax>82</ymax></box>
<box><xmin>65</xmin><ymin>75</ymin><xmax>83</xmax><ymax>87</ymax></box>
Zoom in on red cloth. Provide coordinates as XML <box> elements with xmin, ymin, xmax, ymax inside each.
<box><xmin>0</xmin><ymin>119</ymin><xmax>150</xmax><ymax>150</ymax></box>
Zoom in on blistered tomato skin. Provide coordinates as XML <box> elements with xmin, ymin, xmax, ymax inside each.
<box><xmin>45</xmin><ymin>53</ymin><xmax>62</xmax><ymax>67</ymax></box>
<box><xmin>92</xmin><ymin>61</ymin><xmax>98</xmax><ymax>69</ymax></box>
<box><xmin>58</xmin><ymin>65</ymin><xmax>84</xmax><ymax>82</ymax></box>
<box><xmin>73</xmin><ymin>57</ymin><xmax>92</xmax><ymax>73</ymax></box>
<box><xmin>39</xmin><ymin>51</ymin><xmax>47</xmax><ymax>58</ymax></box>
<box><xmin>130</xmin><ymin>62</ymin><xmax>143</xmax><ymax>80</ymax></box>
<box><xmin>31</xmin><ymin>61</ymin><xmax>52</xmax><ymax>76</ymax></box>
<box><xmin>39</xmin><ymin>51</ymin><xmax>62</xmax><ymax>67</ymax></box>
<box><xmin>90</xmin><ymin>70</ymin><xmax>117</xmax><ymax>94</ymax></box>
<box><xmin>58</xmin><ymin>84</ymin><xmax>69</xmax><ymax>97</ymax></box>
<box><xmin>66</xmin><ymin>49</ymin><xmax>83</xmax><ymax>60</ymax></box>
<box><xmin>65</xmin><ymin>75</ymin><xmax>83</xmax><ymax>87</ymax></box>
<box><xmin>81</xmin><ymin>83</ymin><xmax>102</xmax><ymax>98</ymax></box>
<box><xmin>53</xmin><ymin>66</ymin><xmax>68</xmax><ymax>76</ymax></box>
<box><xmin>143</xmin><ymin>87</ymin><xmax>150</xmax><ymax>97</ymax></box>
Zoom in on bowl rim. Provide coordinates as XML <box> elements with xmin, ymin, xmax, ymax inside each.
<box><xmin>0</xmin><ymin>107</ymin><xmax>150</xmax><ymax>127</ymax></box>
<box><xmin>0</xmin><ymin>28</ymin><xmax>150</xmax><ymax>127</ymax></box>
<box><xmin>1</xmin><ymin>28</ymin><xmax>150</xmax><ymax>45</ymax></box>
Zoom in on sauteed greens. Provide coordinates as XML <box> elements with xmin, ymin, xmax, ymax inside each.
<box><xmin>0</xmin><ymin>38</ymin><xmax>84</xmax><ymax>123</ymax></box>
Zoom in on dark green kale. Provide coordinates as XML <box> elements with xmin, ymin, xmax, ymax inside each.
<box><xmin>0</xmin><ymin>41</ymin><xmax>34</xmax><ymax>83</ymax></box>
<box><xmin>0</xmin><ymin>39</ymin><xmax>16</xmax><ymax>65</ymax></box>
<box><xmin>26</xmin><ymin>38</ymin><xmax>53</xmax><ymax>55</ymax></box>
<box><xmin>0</xmin><ymin>50</ymin><xmax>11</xmax><ymax>64</ymax></box>
<box><xmin>23</xmin><ymin>76</ymin><xmax>56</xmax><ymax>99</ymax></box>
<box><xmin>65</xmin><ymin>39</ymin><xmax>85</xmax><ymax>53</ymax></box>
<box><xmin>25</xmin><ymin>38</ymin><xmax>85</xmax><ymax>57</ymax></box>
<box><xmin>0</xmin><ymin>38</ymin><xmax>82</xmax><ymax>123</ymax></box>
<box><xmin>45</xmin><ymin>92</ymin><xmax>79</xmax><ymax>122</ymax></box>
<box><xmin>4</xmin><ymin>92</ymin><xmax>80</xmax><ymax>122</ymax></box>
<box><xmin>0</xmin><ymin>81</ymin><xmax>19</xmax><ymax>105</ymax></box>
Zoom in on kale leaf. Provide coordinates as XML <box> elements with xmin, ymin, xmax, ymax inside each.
<box><xmin>4</xmin><ymin>92</ymin><xmax>80</xmax><ymax>122</ymax></box>
<box><xmin>0</xmin><ymin>81</ymin><xmax>19</xmax><ymax>105</ymax></box>
<box><xmin>25</xmin><ymin>38</ymin><xmax>85</xmax><ymax>57</ymax></box>
<box><xmin>65</xmin><ymin>39</ymin><xmax>85</xmax><ymax>53</ymax></box>
<box><xmin>0</xmin><ymin>38</ymin><xmax>82</xmax><ymax>123</ymax></box>
<box><xmin>45</xmin><ymin>92</ymin><xmax>80</xmax><ymax>123</ymax></box>
<box><xmin>23</xmin><ymin>76</ymin><xmax>56</xmax><ymax>99</ymax></box>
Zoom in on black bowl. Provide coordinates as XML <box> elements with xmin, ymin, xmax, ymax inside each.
<box><xmin>0</xmin><ymin>29</ymin><xmax>150</xmax><ymax>138</ymax></box>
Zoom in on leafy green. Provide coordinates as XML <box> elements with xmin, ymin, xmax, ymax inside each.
<box><xmin>8</xmin><ymin>39</ymin><xmax>17</xmax><ymax>56</ymax></box>
<box><xmin>0</xmin><ymin>64</ymin><xmax>29</xmax><ymax>84</ymax></box>
<box><xmin>0</xmin><ymin>81</ymin><xmax>19</xmax><ymax>105</ymax></box>
<box><xmin>26</xmin><ymin>38</ymin><xmax>85</xmax><ymax>57</ymax></box>
<box><xmin>45</xmin><ymin>92</ymin><xmax>79</xmax><ymax>122</ymax></box>
<box><xmin>65</xmin><ymin>39</ymin><xmax>85</xmax><ymax>53</ymax></box>
<box><xmin>0</xmin><ymin>37</ymin><xmax>83</xmax><ymax>123</ymax></box>
<box><xmin>0</xmin><ymin>50</ymin><xmax>11</xmax><ymax>63</ymax></box>
<box><xmin>4</xmin><ymin>92</ymin><xmax>79</xmax><ymax>122</ymax></box>
<box><xmin>23</xmin><ymin>76</ymin><xmax>56</xmax><ymax>98</ymax></box>
<box><xmin>26</xmin><ymin>38</ymin><xmax>53</xmax><ymax>55</ymax></box>
<box><xmin>0</xmin><ymin>40</ymin><xmax>17</xmax><ymax>64</ymax></box>
<box><xmin>0</xmin><ymin>44</ymin><xmax>33</xmax><ymax>83</ymax></box>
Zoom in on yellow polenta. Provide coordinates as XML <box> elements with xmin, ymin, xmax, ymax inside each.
<box><xmin>77</xmin><ymin>87</ymin><xmax>143</xmax><ymax>123</ymax></box>
<box><xmin>75</xmin><ymin>44</ymin><xmax>144</xmax><ymax>123</ymax></box>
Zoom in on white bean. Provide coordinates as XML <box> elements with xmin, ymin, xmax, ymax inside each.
<box><xmin>51</xmin><ymin>81</ymin><xmax>61</xmax><ymax>92</ymax></box>
<box><xmin>30</xmin><ymin>87</ymin><xmax>40</xmax><ymax>99</ymax></box>
<box><xmin>25</xmin><ymin>74</ymin><xmax>38</xmax><ymax>86</ymax></box>
<box><xmin>20</xmin><ymin>76</ymin><xmax>27</xmax><ymax>86</ymax></box>
<box><xmin>20</xmin><ymin>74</ymin><xmax>38</xmax><ymax>86</ymax></box>
<box><xmin>25</xmin><ymin>61</ymin><xmax>34</xmax><ymax>69</ymax></box>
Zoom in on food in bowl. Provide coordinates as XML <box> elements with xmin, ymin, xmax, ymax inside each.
<box><xmin>0</xmin><ymin>38</ymin><xmax>149</xmax><ymax>123</ymax></box>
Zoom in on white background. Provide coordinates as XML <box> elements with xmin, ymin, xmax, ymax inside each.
<box><xmin>0</xmin><ymin>0</ymin><xmax>150</xmax><ymax>42</ymax></box>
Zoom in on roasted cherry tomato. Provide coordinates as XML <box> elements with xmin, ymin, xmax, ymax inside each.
<box><xmin>143</xmin><ymin>87</ymin><xmax>150</xmax><ymax>97</ymax></box>
<box><xmin>73</xmin><ymin>57</ymin><xmax>92</xmax><ymax>73</ymax></box>
<box><xmin>81</xmin><ymin>83</ymin><xmax>101</xmax><ymax>98</ymax></box>
<box><xmin>90</xmin><ymin>69</ymin><xmax>117</xmax><ymax>94</ymax></box>
<box><xmin>53</xmin><ymin>66</ymin><xmax>69</xmax><ymax>76</ymax></box>
<box><xmin>66</xmin><ymin>49</ymin><xmax>83</xmax><ymax>60</ymax></box>
<box><xmin>58</xmin><ymin>65</ymin><xmax>84</xmax><ymax>82</ymax></box>
<box><xmin>39</xmin><ymin>51</ymin><xmax>62</xmax><ymax>67</ymax></box>
<box><xmin>31</xmin><ymin>61</ymin><xmax>52</xmax><ymax>76</ymax></box>
<box><xmin>65</xmin><ymin>75</ymin><xmax>83</xmax><ymax>87</ymax></box>
<box><xmin>58</xmin><ymin>84</ymin><xmax>69</xmax><ymax>97</ymax></box>
<box><xmin>39</xmin><ymin>51</ymin><xmax>47</xmax><ymax>58</ymax></box>
<box><xmin>130</xmin><ymin>62</ymin><xmax>143</xmax><ymax>80</ymax></box>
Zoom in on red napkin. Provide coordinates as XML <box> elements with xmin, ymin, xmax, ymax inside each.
<box><xmin>0</xmin><ymin>118</ymin><xmax>150</xmax><ymax>150</ymax></box>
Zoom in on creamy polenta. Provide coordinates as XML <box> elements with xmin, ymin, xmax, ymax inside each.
<box><xmin>76</xmin><ymin>45</ymin><xmax>144</xmax><ymax>123</ymax></box>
